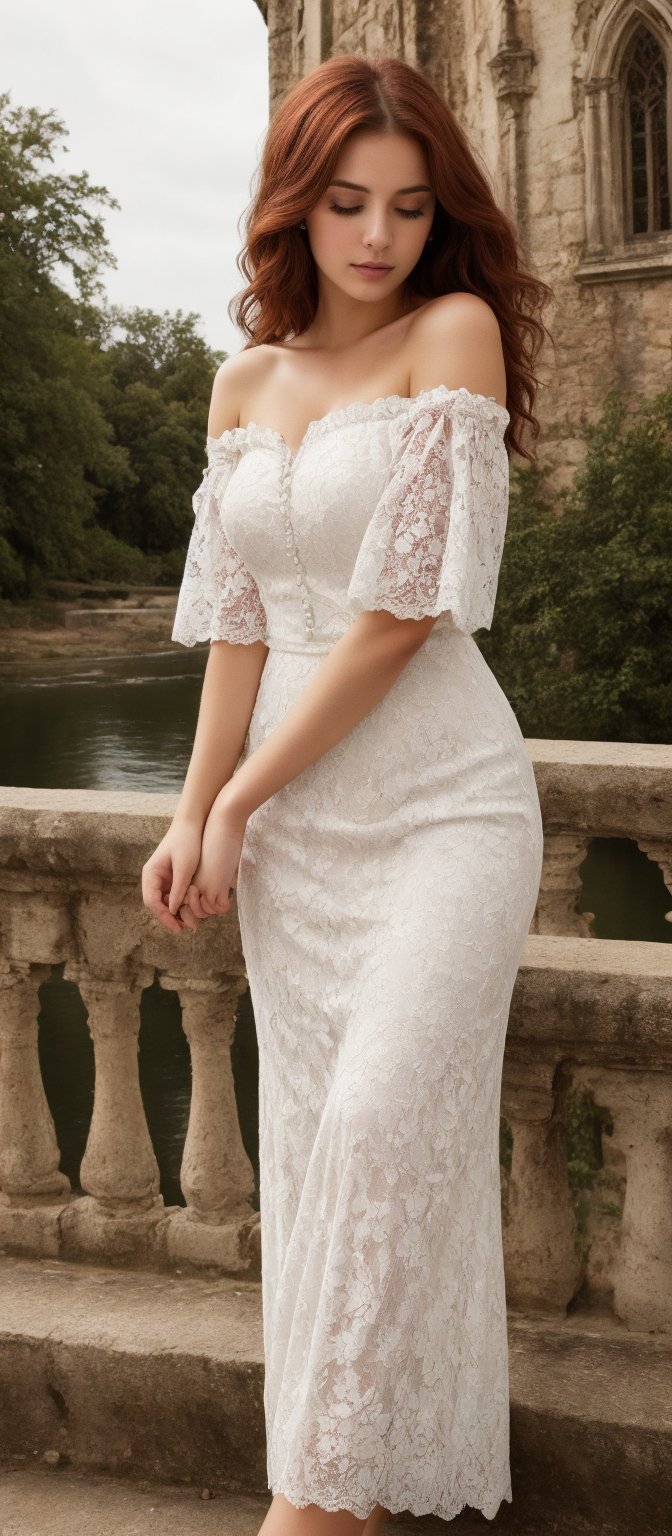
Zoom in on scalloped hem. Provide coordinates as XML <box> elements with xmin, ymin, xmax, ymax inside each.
<box><xmin>269</xmin><ymin>1478</ymin><xmax>513</xmax><ymax>1524</ymax></box>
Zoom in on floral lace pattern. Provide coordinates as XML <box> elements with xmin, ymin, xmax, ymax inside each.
<box><xmin>170</xmin><ymin>387</ymin><xmax>543</xmax><ymax>1523</ymax></box>
<box><xmin>171</xmin><ymin>437</ymin><xmax>267</xmax><ymax>646</ymax></box>
<box><xmin>171</xmin><ymin>386</ymin><xmax>510</xmax><ymax>648</ymax></box>
<box><xmin>347</xmin><ymin>392</ymin><xmax>509</xmax><ymax>631</ymax></box>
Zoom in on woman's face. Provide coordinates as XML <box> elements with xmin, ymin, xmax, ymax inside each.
<box><xmin>303</xmin><ymin>130</ymin><xmax>436</xmax><ymax>302</ymax></box>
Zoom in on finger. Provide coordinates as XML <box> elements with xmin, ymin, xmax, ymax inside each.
<box><xmin>142</xmin><ymin>863</ymin><xmax>169</xmax><ymax>911</ymax></box>
<box><xmin>159</xmin><ymin>907</ymin><xmax>189</xmax><ymax>934</ymax></box>
<box><xmin>142</xmin><ymin>880</ymin><xmax>182</xmax><ymax>930</ymax></box>
<box><xmin>141</xmin><ymin>884</ymin><xmax>188</xmax><ymax>934</ymax></box>
<box><xmin>193</xmin><ymin>886</ymin><xmax>214</xmax><ymax>919</ymax></box>
<box><xmin>178</xmin><ymin>902</ymin><xmax>199</xmax><ymax>930</ymax></box>
<box><xmin>140</xmin><ymin>864</ymin><xmax>192</xmax><ymax>935</ymax></box>
<box><xmin>168</xmin><ymin>868</ymin><xmax>195</xmax><ymax>917</ymax></box>
<box><xmin>183</xmin><ymin>883</ymin><xmax>209</xmax><ymax>920</ymax></box>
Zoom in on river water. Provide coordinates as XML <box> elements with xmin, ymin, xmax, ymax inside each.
<box><xmin>1</xmin><ymin>646</ymin><xmax>669</xmax><ymax>1212</ymax></box>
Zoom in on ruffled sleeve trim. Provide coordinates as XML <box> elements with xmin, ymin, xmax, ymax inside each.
<box><xmin>346</xmin><ymin>390</ymin><xmax>510</xmax><ymax>635</ymax></box>
<box><xmin>171</xmin><ymin>438</ymin><xmax>268</xmax><ymax>647</ymax></box>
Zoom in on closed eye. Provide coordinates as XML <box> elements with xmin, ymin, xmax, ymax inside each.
<box><xmin>328</xmin><ymin>203</ymin><xmax>424</xmax><ymax>220</ymax></box>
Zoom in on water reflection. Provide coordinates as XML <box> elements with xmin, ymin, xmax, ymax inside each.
<box><xmin>0</xmin><ymin>647</ymin><xmax>207</xmax><ymax>792</ymax></box>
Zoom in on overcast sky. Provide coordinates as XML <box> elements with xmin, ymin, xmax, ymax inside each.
<box><xmin>4</xmin><ymin>0</ymin><xmax>270</xmax><ymax>357</ymax></box>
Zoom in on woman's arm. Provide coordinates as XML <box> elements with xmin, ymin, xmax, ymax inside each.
<box><xmin>172</xmin><ymin>636</ymin><xmax>269</xmax><ymax>829</ymax></box>
<box><xmin>143</xmin><ymin>636</ymin><xmax>269</xmax><ymax>935</ymax></box>
<box><xmin>172</xmin><ymin>351</ymin><xmax>271</xmax><ymax>828</ymax></box>
<box><xmin>173</xmin><ymin>612</ymin><xmax>433</xmax><ymax>922</ymax></box>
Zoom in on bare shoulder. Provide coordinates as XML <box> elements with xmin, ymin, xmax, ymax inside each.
<box><xmin>408</xmin><ymin>292</ymin><xmax>507</xmax><ymax>408</ymax></box>
<box><xmin>207</xmin><ymin>345</ymin><xmax>271</xmax><ymax>437</ymax></box>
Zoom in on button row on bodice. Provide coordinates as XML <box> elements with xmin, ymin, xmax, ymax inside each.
<box><xmin>280</xmin><ymin>452</ymin><xmax>316</xmax><ymax>638</ymax></box>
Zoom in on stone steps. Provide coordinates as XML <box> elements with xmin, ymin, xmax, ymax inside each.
<box><xmin>0</xmin><ymin>1254</ymin><xmax>669</xmax><ymax>1534</ymax></box>
<box><xmin>0</xmin><ymin>1465</ymin><xmax>561</xmax><ymax>1535</ymax></box>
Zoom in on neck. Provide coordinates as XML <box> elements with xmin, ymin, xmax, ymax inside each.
<box><xmin>289</xmin><ymin>277</ymin><xmax>414</xmax><ymax>352</ymax></box>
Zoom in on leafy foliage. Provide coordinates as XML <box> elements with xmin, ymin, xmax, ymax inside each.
<box><xmin>480</xmin><ymin>389</ymin><xmax>672</xmax><ymax>743</ymax></box>
<box><xmin>0</xmin><ymin>94</ymin><xmax>123</xmax><ymax>594</ymax></box>
<box><xmin>0</xmin><ymin>90</ymin><xmax>117</xmax><ymax>302</ymax></box>
<box><xmin>0</xmin><ymin>93</ymin><xmax>222</xmax><ymax>596</ymax></box>
<box><xmin>95</xmin><ymin>307</ymin><xmax>224</xmax><ymax>556</ymax></box>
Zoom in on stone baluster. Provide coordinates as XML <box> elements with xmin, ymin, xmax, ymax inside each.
<box><xmin>501</xmin><ymin>1057</ymin><xmax>580</xmax><ymax>1309</ymax></box>
<box><xmin>637</xmin><ymin>839</ymin><xmax>672</xmax><ymax>923</ymax></box>
<box><xmin>533</xmin><ymin>831</ymin><xmax>593</xmax><ymax>936</ymax></box>
<box><xmin>76</xmin><ymin>967</ymin><xmax>161</xmax><ymax>1212</ymax></box>
<box><xmin>0</xmin><ymin>963</ymin><xmax>70</xmax><ymax>1223</ymax></box>
<box><xmin>59</xmin><ymin>964</ymin><xmax>167</xmax><ymax>1267</ymax></box>
<box><xmin>159</xmin><ymin>973</ymin><xmax>258</xmax><ymax>1274</ymax></box>
<box><xmin>580</xmin><ymin>1067</ymin><xmax>672</xmax><ymax>1333</ymax></box>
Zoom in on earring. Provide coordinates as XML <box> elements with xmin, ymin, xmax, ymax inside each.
<box><xmin>299</xmin><ymin>221</ymin><xmax>307</xmax><ymax>229</ymax></box>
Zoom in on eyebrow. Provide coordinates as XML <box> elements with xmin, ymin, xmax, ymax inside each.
<box><xmin>328</xmin><ymin>179</ymin><xmax>432</xmax><ymax>194</ymax></box>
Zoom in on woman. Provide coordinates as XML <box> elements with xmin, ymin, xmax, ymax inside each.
<box><xmin>142</xmin><ymin>52</ymin><xmax>552</xmax><ymax>1536</ymax></box>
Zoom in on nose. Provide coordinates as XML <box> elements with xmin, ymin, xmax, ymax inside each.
<box><xmin>363</xmin><ymin>208</ymin><xmax>392</xmax><ymax>252</ymax></box>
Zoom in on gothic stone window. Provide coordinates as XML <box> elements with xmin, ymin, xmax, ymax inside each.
<box><xmin>623</xmin><ymin>25</ymin><xmax>670</xmax><ymax>234</ymax></box>
<box><xmin>577</xmin><ymin>5</ymin><xmax>672</xmax><ymax>284</ymax></box>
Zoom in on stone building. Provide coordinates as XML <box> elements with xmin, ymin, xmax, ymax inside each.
<box><xmin>251</xmin><ymin>1</ymin><xmax>672</xmax><ymax>478</ymax></box>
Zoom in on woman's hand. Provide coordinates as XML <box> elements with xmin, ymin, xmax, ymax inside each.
<box><xmin>177</xmin><ymin>796</ymin><xmax>248</xmax><ymax>926</ymax></box>
<box><xmin>141</xmin><ymin>818</ymin><xmax>204</xmax><ymax>934</ymax></box>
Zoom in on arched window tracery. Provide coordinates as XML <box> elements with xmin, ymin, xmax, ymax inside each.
<box><xmin>622</xmin><ymin>24</ymin><xmax>670</xmax><ymax>235</ymax></box>
<box><xmin>578</xmin><ymin>2</ymin><xmax>672</xmax><ymax>283</ymax></box>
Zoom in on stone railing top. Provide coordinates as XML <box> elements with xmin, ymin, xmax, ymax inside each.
<box><xmin>526</xmin><ymin>740</ymin><xmax>671</xmax><ymax>767</ymax></box>
<box><xmin>0</xmin><ymin>787</ymin><xmax>182</xmax><ymax>879</ymax></box>
<box><xmin>514</xmin><ymin>933</ymin><xmax>672</xmax><ymax>1059</ymax></box>
<box><xmin>524</xmin><ymin>739</ymin><xmax>672</xmax><ymax>838</ymax></box>
<box><xmin>2</xmin><ymin>737</ymin><xmax>671</xmax><ymax>866</ymax></box>
<box><xmin>521</xmin><ymin>931</ymin><xmax>672</xmax><ymax>978</ymax></box>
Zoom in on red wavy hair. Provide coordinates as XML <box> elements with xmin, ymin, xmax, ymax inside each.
<box><xmin>230</xmin><ymin>53</ymin><xmax>554</xmax><ymax>461</ymax></box>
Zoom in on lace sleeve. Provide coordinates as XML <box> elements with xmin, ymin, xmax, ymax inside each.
<box><xmin>346</xmin><ymin>388</ymin><xmax>510</xmax><ymax>635</ymax></box>
<box><xmin>171</xmin><ymin>437</ymin><xmax>268</xmax><ymax>646</ymax></box>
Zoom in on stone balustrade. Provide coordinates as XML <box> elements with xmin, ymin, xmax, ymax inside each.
<box><xmin>527</xmin><ymin>739</ymin><xmax>672</xmax><ymax>935</ymax></box>
<box><xmin>0</xmin><ymin>739</ymin><xmax>670</xmax><ymax>1335</ymax></box>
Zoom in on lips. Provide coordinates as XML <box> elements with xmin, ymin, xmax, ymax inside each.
<box><xmin>353</xmin><ymin>263</ymin><xmax>392</xmax><ymax>271</ymax></box>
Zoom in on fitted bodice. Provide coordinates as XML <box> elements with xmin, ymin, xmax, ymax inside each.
<box><xmin>217</xmin><ymin>407</ymin><xmax>431</xmax><ymax>650</ymax></box>
<box><xmin>171</xmin><ymin>385</ymin><xmax>511</xmax><ymax>654</ymax></box>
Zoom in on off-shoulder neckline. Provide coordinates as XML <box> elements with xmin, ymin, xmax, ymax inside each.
<box><xmin>206</xmin><ymin>383</ymin><xmax>509</xmax><ymax>466</ymax></box>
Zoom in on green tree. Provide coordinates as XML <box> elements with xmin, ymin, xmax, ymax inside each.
<box><xmin>479</xmin><ymin>453</ymin><xmax>564</xmax><ymax>732</ymax></box>
<box><xmin>483</xmin><ymin>388</ymin><xmax>672</xmax><ymax>744</ymax></box>
<box><xmin>0</xmin><ymin>92</ymin><xmax>135</xmax><ymax>595</ymax></box>
<box><xmin>548</xmin><ymin>389</ymin><xmax>672</xmax><ymax>741</ymax></box>
<box><xmin>95</xmin><ymin>306</ymin><xmax>224</xmax><ymax>559</ymax></box>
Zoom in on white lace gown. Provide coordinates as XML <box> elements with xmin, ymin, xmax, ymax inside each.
<box><xmin>172</xmin><ymin>384</ymin><xmax>544</xmax><ymax>1523</ymax></box>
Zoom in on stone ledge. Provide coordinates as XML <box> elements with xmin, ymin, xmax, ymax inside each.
<box><xmin>62</xmin><ymin>607</ymin><xmax>175</xmax><ymax>629</ymax></box>
<box><xmin>0</xmin><ymin>1256</ymin><xmax>669</xmax><ymax>1534</ymax></box>
<box><xmin>510</xmin><ymin>934</ymin><xmax>672</xmax><ymax>1057</ymax></box>
<box><xmin>574</xmin><ymin>250</ymin><xmax>672</xmax><ymax>283</ymax></box>
<box><xmin>1</xmin><ymin>740</ymin><xmax>672</xmax><ymax>869</ymax></box>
